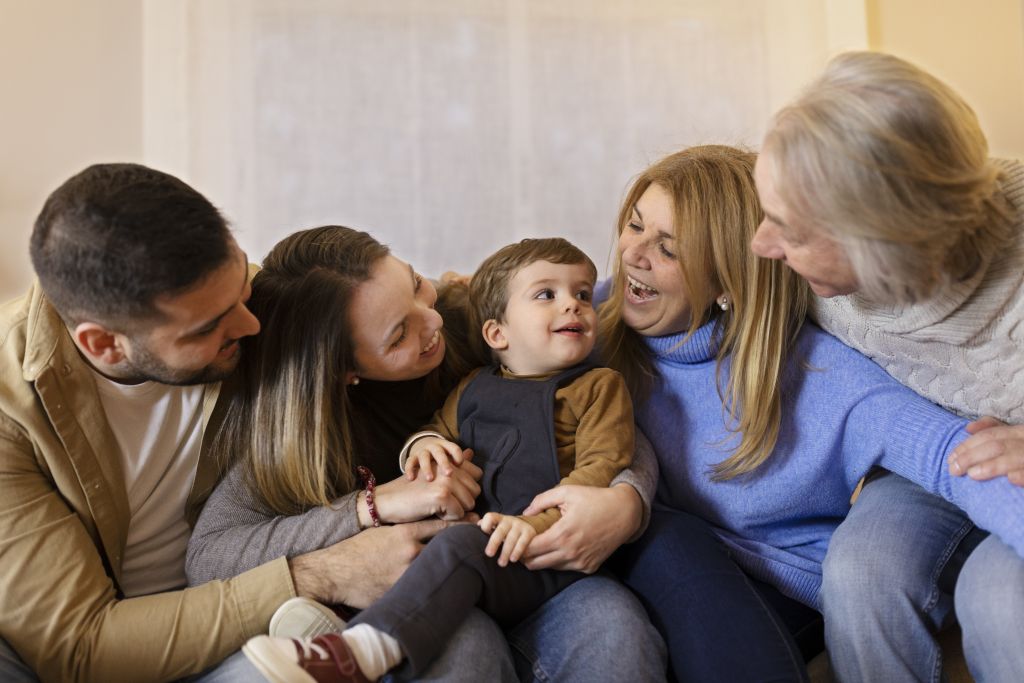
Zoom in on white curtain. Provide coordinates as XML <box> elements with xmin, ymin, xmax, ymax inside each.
<box><xmin>144</xmin><ymin>0</ymin><xmax>847</xmax><ymax>276</ymax></box>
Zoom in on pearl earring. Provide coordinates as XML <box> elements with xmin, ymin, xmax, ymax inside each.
<box><xmin>351</xmin><ymin>376</ymin><xmax>360</xmax><ymax>386</ymax></box>
<box><xmin>717</xmin><ymin>295</ymin><xmax>730</xmax><ymax>311</ymax></box>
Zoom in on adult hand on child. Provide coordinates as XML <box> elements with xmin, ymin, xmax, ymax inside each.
<box><xmin>949</xmin><ymin>417</ymin><xmax>1024</xmax><ymax>486</ymax></box>
<box><xmin>290</xmin><ymin>518</ymin><xmax>457</xmax><ymax>608</ymax></box>
<box><xmin>521</xmin><ymin>484</ymin><xmax>642</xmax><ymax>573</ymax></box>
<box><xmin>374</xmin><ymin>449</ymin><xmax>481</xmax><ymax>522</ymax></box>
<box><xmin>479</xmin><ymin>512</ymin><xmax>536</xmax><ymax>567</ymax></box>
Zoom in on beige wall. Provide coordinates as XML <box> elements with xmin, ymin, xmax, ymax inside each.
<box><xmin>1</xmin><ymin>1</ymin><xmax>1021</xmax><ymax>302</ymax></box>
<box><xmin>0</xmin><ymin>0</ymin><xmax>143</xmax><ymax>300</ymax></box>
<box><xmin>866</xmin><ymin>0</ymin><xmax>1024</xmax><ymax>159</ymax></box>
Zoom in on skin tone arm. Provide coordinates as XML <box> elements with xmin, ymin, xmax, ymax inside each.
<box><xmin>288</xmin><ymin>448</ymin><xmax>482</xmax><ymax>607</ymax></box>
<box><xmin>407</xmin><ymin>437</ymin><xmax>537</xmax><ymax>565</ymax></box>
<box><xmin>288</xmin><ymin>519</ymin><xmax>457</xmax><ymax>608</ymax></box>
<box><xmin>949</xmin><ymin>417</ymin><xmax>1024</xmax><ymax>486</ymax></box>
<box><xmin>521</xmin><ymin>483</ymin><xmax>643</xmax><ymax>573</ymax></box>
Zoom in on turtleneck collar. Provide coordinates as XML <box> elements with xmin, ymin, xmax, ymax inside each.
<box><xmin>642</xmin><ymin>319</ymin><xmax>721</xmax><ymax>364</ymax></box>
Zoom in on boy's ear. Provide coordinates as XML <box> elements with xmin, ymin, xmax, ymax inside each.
<box><xmin>73</xmin><ymin>322</ymin><xmax>128</xmax><ymax>365</ymax></box>
<box><xmin>481</xmin><ymin>319</ymin><xmax>509</xmax><ymax>351</ymax></box>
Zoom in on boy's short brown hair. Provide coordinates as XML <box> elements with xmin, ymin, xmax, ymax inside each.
<box><xmin>469</xmin><ymin>237</ymin><xmax>597</xmax><ymax>328</ymax></box>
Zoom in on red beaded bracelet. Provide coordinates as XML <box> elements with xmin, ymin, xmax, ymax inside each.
<box><xmin>357</xmin><ymin>466</ymin><xmax>381</xmax><ymax>528</ymax></box>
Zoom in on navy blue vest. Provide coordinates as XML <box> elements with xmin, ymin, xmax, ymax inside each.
<box><xmin>456</xmin><ymin>363</ymin><xmax>596</xmax><ymax>516</ymax></box>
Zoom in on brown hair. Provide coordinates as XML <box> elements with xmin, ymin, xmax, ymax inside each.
<box><xmin>469</xmin><ymin>237</ymin><xmax>597</xmax><ymax>333</ymax></box>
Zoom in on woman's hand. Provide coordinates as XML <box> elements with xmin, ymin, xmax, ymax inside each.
<box><xmin>372</xmin><ymin>449</ymin><xmax>482</xmax><ymax>523</ymax></box>
<box><xmin>949</xmin><ymin>417</ymin><xmax>1024</xmax><ymax>486</ymax></box>
<box><xmin>520</xmin><ymin>483</ymin><xmax>642</xmax><ymax>573</ymax></box>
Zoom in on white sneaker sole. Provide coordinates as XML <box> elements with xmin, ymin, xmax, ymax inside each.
<box><xmin>270</xmin><ymin>596</ymin><xmax>347</xmax><ymax>639</ymax></box>
<box><xmin>243</xmin><ymin>635</ymin><xmax>318</xmax><ymax>683</ymax></box>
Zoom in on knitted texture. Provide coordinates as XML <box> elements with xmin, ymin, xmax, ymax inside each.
<box><xmin>812</xmin><ymin>158</ymin><xmax>1024</xmax><ymax>423</ymax></box>
<box><xmin>635</xmin><ymin>320</ymin><xmax>1024</xmax><ymax>609</ymax></box>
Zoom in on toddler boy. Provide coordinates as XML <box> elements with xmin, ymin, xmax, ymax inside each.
<box><xmin>244</xmin><ymin>237</ymin><xmax>634</xmax><ymax>682</ymax></box>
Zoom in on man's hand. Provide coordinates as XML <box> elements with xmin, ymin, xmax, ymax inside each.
<box><xmin>289</xmin><ymin>519</ymin><xmax>455</xmax><ymax>607</ymax></box>
<box><xmin>374</xmin><ymin>450</ymin><xmax>481</xmax><ymax>522</ymax></box>
<box><xmin>949</xmin><ymin>417</ymin><xmax>1024</xmax><ymax>486</ymax></box>
<box><xmin>521</xmin><ymin>484</ymin><xmax>642</xmax><ymax>573</ymax></box>
<box><xmin>479</xmin><ymin>513</ymin><xmax>536</xmax><ymax>567</ymax></box>
<box><xmin>406</xmin><ymin>437</ymin><xmax>465</xmax><ymax>481</ymax></box>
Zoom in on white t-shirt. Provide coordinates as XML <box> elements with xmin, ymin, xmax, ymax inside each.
<box><xmin>92</xmin><ymin>371</ymin><xmax>205</xmax><ymax>598</ymax></box>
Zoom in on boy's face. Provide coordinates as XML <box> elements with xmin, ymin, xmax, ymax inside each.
<box><xmin>484</xmin><ymin>259</ymin><xmax>597</xmax><ymax>375</ymax></box>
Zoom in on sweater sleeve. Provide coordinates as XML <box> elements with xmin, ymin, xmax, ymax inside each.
<box><xmin>185</xmin><ymin>460</ymin><xmax>362</xmax><ymax>585</ymax></box>
<box><xmin>872</xmin><ymin>391</ymin><xmax>1024</xmax><ymax>557</ymax></box>
<box><xmin>612</xmin><ymin>427</ymin><xmax>658</xmax><ymax>541</ymax></box>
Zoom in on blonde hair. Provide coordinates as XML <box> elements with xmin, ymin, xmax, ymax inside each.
<box><xmin>764</xmin><ymin>51</ymin><xmax>1011</xmax><ymax>302</ymax></box>
<box><xmin>599</xmin><ymin>145</ymin><xmax>810</xmax><ymax>479</ymax></box>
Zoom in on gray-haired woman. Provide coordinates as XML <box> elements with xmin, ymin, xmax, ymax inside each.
<box><xmin>752</xmin><ymin>51</ymin><xmax>1024</xmax><ymax>681</ymax></box>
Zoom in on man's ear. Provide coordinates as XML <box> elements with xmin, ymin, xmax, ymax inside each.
<box><xmin>481</xmin><ymin>319</ymin><xmax>509</xmax><ymax>351</ymax></box>
<box><xmin>73</xmin><ymin>322</ymin><xmax>128</xmax><ymax>365</ymax></box>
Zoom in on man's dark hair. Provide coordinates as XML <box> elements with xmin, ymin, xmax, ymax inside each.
<box><xmin>30</xmin><ymin>163</ymin><xmax>234</xmax><ymax>327</ymax></box>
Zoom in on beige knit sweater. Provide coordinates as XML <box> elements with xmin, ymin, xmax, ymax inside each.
<box><xmin>812</xmin><ymin>158</ymin><xmax>1024</xmax><ymax>424</ymax></box>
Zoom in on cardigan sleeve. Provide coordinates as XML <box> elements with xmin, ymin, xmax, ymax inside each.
<box><xmin>185</xmin><ymin>460</ymin><xmax>362</xmax><ymax>585</ymax></box>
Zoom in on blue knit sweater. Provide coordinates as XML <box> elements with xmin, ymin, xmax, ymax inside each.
<box><xmin>633</xmin><ymin>317</ymin><xmax>1024</xmax><ymax>609</ymax></box>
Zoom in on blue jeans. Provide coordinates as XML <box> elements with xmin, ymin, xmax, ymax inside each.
<box><xmin>957</xmin><ymin>534</ymin><xmax>1024</xmax><ymax>681</ymax></box>
<box><xmin>615</xmin><ymin>507</ymin><xmax>813</xmax><ymax>682</ymax></box>
<box><xmin>507</xmin><ymin>572</ymin><xmax>668</xmax><ymax>682</ymax></box>
<box><xmin>820</xmin><ymin>471</ymin><xmax>997</xmax><ymax>683</ymax></box>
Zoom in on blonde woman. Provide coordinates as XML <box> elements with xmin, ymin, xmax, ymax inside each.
<box><xmin>754</xmin><ymin>51</ymin><xmax>1024</xmax><ymax>681</ymax></box>
<box><xmin>601</xmin><ymin>146</ymin><xmax>1024</xmax><ymax>682</ymax></box>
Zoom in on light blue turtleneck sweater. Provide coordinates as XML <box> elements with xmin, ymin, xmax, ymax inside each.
<box><xmin>628</xmin><ymin>313</ymin><xmax>1024</xmax><ymax>609</ymax></box>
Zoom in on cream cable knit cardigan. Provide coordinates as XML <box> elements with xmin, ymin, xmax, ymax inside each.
<box><xmin>812</xmin><ymin>158</ymin><xmax>1024</xmax><ymax>424</ymax></box>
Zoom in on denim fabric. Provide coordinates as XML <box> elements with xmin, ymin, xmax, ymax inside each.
<box><xmin>615</xmin><ymin>508</ymin><xmax>810</xmax><ymax>682</ymax></box>
<box><xmin>506</xmin><ymin>573</ymin><xmax>668</xmax><ymax>683</ymax></box>
<box><xmin>957</xmin><ymin>534</ymin><xmax>1024</xmax><ymax>682</ymax></box>
<box><xmin>821</xmin><ymin>472</ymin><xmax>975</xmax><ymax>683</ymax></box>
<box><xmin>187</xmin><ymin>650</ymin><xmax>261</xmax><ymax>682</ymax></box>
<box><xmin>0</xmin><ymin>637</ymin><xmax>36</xmax><ymax>682</ymax></box>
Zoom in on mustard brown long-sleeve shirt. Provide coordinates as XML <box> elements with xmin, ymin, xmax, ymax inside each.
<box><xmin>419</xmin><ymin>365</ymin><xmax>635</xmax><ymax>534</ymax></box>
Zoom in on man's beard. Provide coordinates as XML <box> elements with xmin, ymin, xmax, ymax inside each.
<box><xmin>121</xmin><ymin>338</ymin><xmax>241</xmax><ymax>386</ymax></box>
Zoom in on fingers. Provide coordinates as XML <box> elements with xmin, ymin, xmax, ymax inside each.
<box><xmin>479</xmin><ymin>514</ymin><xmax>535</xmax><ymax>567</ymax></box>
<box><xmin>521</xmin><ymin>486</ymin><xmax>568</xmax><ymax>517</ymax></box>
<box><xmin>408</xmin><ymin>452</ymin><xmax>436</xmax><ymax>481</ymax></box>
<box><xmin>503</xmin><ymin>525</ymin><xmax>535</xmax><ymax>566</ymax></box>
<box><xmin>966</xmin><ymin>415</ymin><xmax>1005</xmax><ymax>434</ymax></box>
<box><xmin>480</xmin><ymin>513</ymin><xmax>507</xmax><ymax>558</ymax></box>
<box><xmin>949</xmin><ymin>424</ymin><xmax>1024</xmax><ymax>483</ymax></box>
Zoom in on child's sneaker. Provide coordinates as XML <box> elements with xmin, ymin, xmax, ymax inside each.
<box><xmin>270</xmin><ymin>596</ymin><xmax>347</xmax><ymax>639</ymax></box>
<box><xmin>243</xmin><ymin>633</ymin><xmax>371</xmax><ymax>683</ymax></box>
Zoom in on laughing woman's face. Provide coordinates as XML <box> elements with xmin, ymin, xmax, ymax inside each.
<box><xmin>617</xmin><ymin>183</ymin><xmax>693</xmax><ymax>337</ymax></box>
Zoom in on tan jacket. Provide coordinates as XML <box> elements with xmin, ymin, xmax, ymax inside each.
<box><xmin>0</xmin><ymin>283</ymin><xmax>294</xmax><ymax>683</ymax></box>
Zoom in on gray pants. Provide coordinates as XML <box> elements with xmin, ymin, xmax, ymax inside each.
<box><xmin>353</xmin><ymin>523</ymin><xmax>582</xmax><ymax>676</ymax></box>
